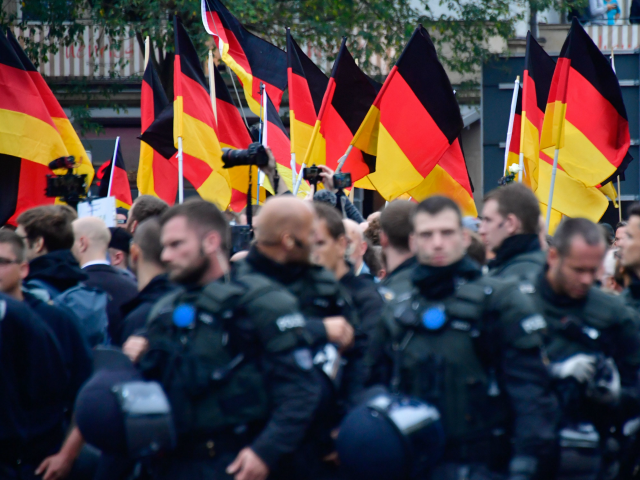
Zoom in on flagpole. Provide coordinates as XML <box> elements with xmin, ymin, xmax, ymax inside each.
<box><xmin>208</xmin><ymin>50</ymin><xmax>217</xmax><ymax>126</ymax></box>
<box><xmin>503</xmin><ymin>76</ymin><xmax>520</xmax><ymax>178</ymax></box>
<box><xmin>335</xmin><ymin>145</ymin><xmax>353</xmax><ymax>174</ymax></box>
<box><xmin>229</xmin><ymin>70</ymin><xmax>250</xmax><ymax>130</ymax></box>
<box><xmin>618</xmin><ymin>175</ymin><xmax>622</xmax><ymax>222</ymax></box>
<box><xmin>178</xmin><ymin>137</ymin><xmax>184</xmax><ymax>204</ymax></box>
<box><xmin>107</xmin><ymin>136</ymin><xmax>120</xmax><ymax>198</ymax></box>
<box><xmin>144</xmin><ymin>37</ymin><xmax>150</xmax><ymax>69</ymax></box>
<box><xmin>258</xmin><ymin>83</ymin><xmax>266</xmax><ymax>203</ymax></box>
<box><xmin>546</xmin><ymin>148</ymin><xmax>560</xmax><ymax>228</ymax></box>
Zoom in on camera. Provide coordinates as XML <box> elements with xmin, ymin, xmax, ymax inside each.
<box><xmin>333</xmin><ymin>172</ymin><xmax>352</xmax><ymax>190</ymax></box>
<box><xmin>303</xmin><ymin>165</ymin><xmax>320</xmax><ymax>186</ymax></box>
<box><xmin>222</xmin><ymin>142</ymin><xmax>269</xmax><ymax>168</ymax></box>
<box><xmin>230</xmin><ymin>225</ymin><xmax>252</xmax><ymax>257</ymax></box>
<box><xmin>45</xmin><ymin>156</ymin><xmax>87</xmax><ymax>207</ymax></box>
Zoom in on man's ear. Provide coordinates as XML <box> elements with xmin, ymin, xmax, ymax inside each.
<box><xmin>506</xmin><ymin>213</ymin><xmax>521</xmax><ymax>235</ymax></box>
<box><xmin>409</xmin><ymin>232</ymin><xmax>416</xmax><ymax>254</ymax></box>
<box><xmin>202</xmin><ymin>231</ymin><xmax>222</xmax><ymax>256</ymax></box>
<box><xmin>462</xmin><ymin>228</ymin><xmax>471</xmax><ymax>250</ymax></box>
<box><xmin>547</xmin><ymin>246</ymin><xmax>559</xmax><ymax>270</ymax></box>
<box><xmin>34</xmin><ymin>237</ymin><xmax>45</xmax><ymax>254</ymax></box>
<box><xmin>361</xmin><ymin>239</ymin><xmax>368</xmax><ymax>255</ymax></box>
<box><xmin>19</xmin><ymin>262</ymin><xmax>29</xmax><ymax>281</ymax></box>
<box><xmin>130</xmin><ymin>220</ymin><xmax>139</xmax><ymax>235</ymax></box>
<box><xmin>282</xmin><ymin>233</ymin><xmax>295</xmax><ymax>251</ymax></box>
<box><xmin>379</xmin><ymin>231</ymin><xmax>389</xmax><ymax>248</ymax></box>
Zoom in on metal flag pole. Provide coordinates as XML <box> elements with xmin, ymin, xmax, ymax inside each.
<box><xmin>107</xmin><ymin>136</ymin><xmax>120</xmax><ymax>198</ymax></box>
<box><xmin>546</xmin><ymin>114</ymin><xmax>565</xmax><ymax>228</ymax></box>
<box><xmin>178</xmin><ymin>137</ymin><xmax>184</xmax><ymax>203</ymax></box>
<box><xmin>229</xmin><ymin>71</ymin><xmax>250</xmax><ymax>130</ymax></box>
<box><xmin>144</xmin><ymin>37</ymin><xmax>150</xmax><ymax>69</ymax></box>
<box><xmin>503</xmin><ymin>76</ymin><xmax>521</xmax><ymax>180</ymax></box>
<box><xmin>258</xmin><ymin>83</ymin><xmax>266</xmax><ymax>203</ymax></box>
<box><xmin>208</xmin><ymin>50</ymin><xmax>217</xmax><ymax>126</ymax></box>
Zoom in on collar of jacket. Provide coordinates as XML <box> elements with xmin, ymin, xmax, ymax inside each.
<box><xmin>246</xmin><ymin>245</ymin><xmax>308</xmax><ymax>285</ymax></box>
<box><xmin>628</xmin><ymin>271</ymin><xmax>640</xmax><ymax>299</ymax></box>
<box><xmin>536</xmin><ymin>268</ymin><xmax>588</xmax><ymax>309</ymax></box>
<box><xmin>411</xmin><ymin>256</ymin><xmax>481</xmax><ymax>300</ymax></box>
<box><xmin>488</xmin><ymin>234</ymin><xmax>541</xmax><ymax>270</ymax></box>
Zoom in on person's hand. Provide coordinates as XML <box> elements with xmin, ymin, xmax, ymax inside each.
<box><xmin>35</xmin><ymin>451</ymin><xmax>74</xmax><ymax>480</ymax></box>
<box><xmin>226</xmin><ymin>448</ymin><xmax>269</xmax><ymax>480</ymax></box>
<box><xmin>258</xmin><ymin>147</ymin><xmax>277</xmax><ymax>178</ymax></box>
<box><xmin>608</xmin><ymin>2</ymin><xmax>618</xmax><ymax>11</ymax></box>
<box><xmin>323</xmin><ymin>316</ymin><xmax>354</xmax><ymax>351</ymax></box>
<box><xmin>123</xmin><ymin>335</ymin><xmax>149</xmax><ymax>363</ymax></box>
<box><xmin>550</xmin><ymin>353</ymin><xmax>596</xmax><ymax>383</ymax></box>
<box><xmin>318</xmin><ymin>165</ymin><xmax>337</xmax><ymax>193</ymax></box>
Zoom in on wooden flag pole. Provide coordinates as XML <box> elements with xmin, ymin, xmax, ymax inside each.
<box><xmin>335</xmin><ymin>145</ymin><xmax>353</xmax><ymax>174</ymax></box>
<box><xmin>178</xmin><ymin>137</ymin><xmax>184</xmax><ymax>204</ymax></box>
<box><xmin>208</xmin><ymin>50</ymin><xmax>217</xmax><ymax>126</ymax></box>
<box><xmin>503</xmin><ymin>76</ymin><xmax>520</xmax><ymax>178</ymax></box>
<box><xmin>107</xmin><ymin>136</ymin><xmax>120</xmax><ymax>198</ymax></box>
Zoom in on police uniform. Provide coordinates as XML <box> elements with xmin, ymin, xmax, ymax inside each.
<box><xmin>488</xmin><ymin>234</ymin><xmax>546</xmax><ymax>281</ymax></box>
<box><xmin>380</xmin><ymin>256</ymin><xmax>417</xmax><ymax>294</ymax></box>
<box><xmin>138</xmin><ymin>269</ymin><xmax>321</xmax><ymax>479</ymax></box>
<box><xmin>622</xmin><ymin>273</ymin><xmax>640</xmax><ymax>314</ymax></box>
<box><xmin>366</xmin><ymin>257</ymin><xmax>559</xmax><ymax>480</ymax></box>
<box><xmin>237</xmin><ymin>246</ymin><xmax>363</xmax><ymax>479</ymax></box>
<box><xmin>531</xmin><ymin>272</ymin><xmax>640</xmax><ymax>478</ymax></box>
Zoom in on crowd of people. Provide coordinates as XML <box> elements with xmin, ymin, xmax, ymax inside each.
<box><xmin>3</xmin><ymin>165</ymin><xmax>640</xmax><ymax>480</ymax></box>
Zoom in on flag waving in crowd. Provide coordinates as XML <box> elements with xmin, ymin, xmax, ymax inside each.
<box><xmin>201</xmin><ymin>0</ymin><xmax>287</xmax><ymax>115</ymax></box>
<box><xmin>97</xmin><ymin>140</ymin><xmax>132</xmax><ymax>209</ymax></box>
<box><xmin>174</xmin><ymin>16</ymin><xmax>231</xmax><ymax>209</ymax></box>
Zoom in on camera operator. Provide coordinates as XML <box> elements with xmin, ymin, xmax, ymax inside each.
<box><xmin>223</xmin><ymin>143</ymin><xmax>290</xmax><ymax>197</ymax></box>
<box><xmin>316</xmin><ymin>165</ymin><xmax>365</xmax><ymax>223</ymax></box>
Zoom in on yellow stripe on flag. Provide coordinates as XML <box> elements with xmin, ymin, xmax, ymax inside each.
<box><xmin>0</xmin><ymin>108</ymin><xmax>68</xmax><ymax>165</ymax></box>
<box><xmin>137</xmin><ymin>142</ymin><xmax>156</xmax><ymax>197</ymax></box>
<box><xmin>290</xmin><ymin>112</ymin><xmax>316</xmax><ymax>163</ymax></box>
<box><xmin>181</xmin><ymin>113</ymin><xmax>225</xmax><ymax>171</ymax></box>
<box><xmin>538</xmin><ymin>203</ymin><xmax>564</xmax><ymax>235</ymax></box>
<box><xmin>220</xmin><ymin>45</ymin><xmax>262</xmax><ymax>116</ymax></box>
<box><xmin>521</xmin><ymin>113</ymin><xmax>540</xmax><ymax>192</ymax></box>
<box><xmin>598</xmin><ymin>182</ymin><xmax>618</xmax><ymax>208</ymax></box>
<box><xmin>407</xmin><ymin>164</ymin><xmax>477</xmax><ymax>217</ymax></box>
<box><xmin>196</xmin><ymin>170</ymin><xmax>232</xmax><ymax>209</ymax></box>
<box><xmin>365</xmin><ymin>123</ymin><xmax>423</xmax><ymax>200</ymax></box>
<box><xmin>173</xmin><ymin>96</ymin><xmax>184</xmax><ymax>144</ymax></box>
<box><xmin>540</xmin><ymin>100</ymin><xmax>567</xmax><ymax>151</ymax></box>
<box><xmin>351</xmin><ymin>105</ymin><xmax>381</xmax><ymax>156</ymax></box>
<box><xmin>53</xmin><ymin>117</ymin><xmax>95</xmax><ymax>186</ymax></box>
<box><xmin>354</xmin><ymin>176</ymin><xmax>375</xmax><ymax>190</ymax></box>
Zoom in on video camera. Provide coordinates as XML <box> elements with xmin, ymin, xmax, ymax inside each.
<box><xmin>222</xmin><ymin>142</ymin><xmax>269</xmax><ymax>168</ymax></box>
<box><xmin>45</xmin><ymin>156</ymin><xmax>88</xmax><ymax>207</ymax></box>
<box><xmin>333</xmin><ymin>172</ymin><xmax>352</xmax><ymax>190</ymax></box>
<box><xmin>303</xmin><ymin>165</ymin><xmax>320</xmax><ymax>187</ymax></box>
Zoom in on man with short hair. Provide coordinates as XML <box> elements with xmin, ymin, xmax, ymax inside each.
<box><xmin>119</xmin><ymin>218</ymin><xmax>176</xmax><ymax>343</ymax></box>
<box><xmin>379</xmin><ymin>200</ymin><xmax>416</xmax><ymax>292</ymax></box>
<box><xmin>343</xmin><ymin>218</ymin><xmax>369</xmax><ymax>276</ymax></box>
<box><xmin>125</xmin><ymin>195</ymin><xmax>169</xmax><ymax>234</ymax></box>
<box><xmin>531</xmin><ymin>218</ymin><xmax>640</xmax><ymax>479</ymax></box>
<box><xmin>17</xmin><ymin>205</ymin><xmax>88</xmax><ymax>297</ymax></box>
<box><xmin>620</xmin><ymin>205</ymin><xmax>640</xmax><ymax>311</ymax></box>
<box><xmin>107</xmin><ymin>227</ymin><xmax>136</xmax><ymax>281</ymax></box>
<box><xmin>479</xmin><ymin>183</ymin><xmax>546</xmax><ymax>280</ymax></box>
<box><xmin>123</xmin><ymin>199</ymin><xmax>320</xmax><ymax>480</ymax></box>
<box><xmin>615</xmin><ymin>221</ymin><xmax>628</xmax><ymax>248</ymax></box>
<box><xmin>72</xmin><ymin>217</ymin><xmax>137</xmax><ymax>345</ymax></box>
<box><xmin>313</xmin><ymin>203</ymin><xmax>384</xmax><ymax>337</ymax></box>
<box><xmin>366</xmin><ymin>196</ymin><xmax>559</xmax><ymax>480</ymax></box>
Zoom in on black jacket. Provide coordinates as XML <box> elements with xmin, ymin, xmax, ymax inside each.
<box><xmin>0</xmin><ymin>294</ymin><xmax>68</xmax><ymax>462</ymax></box>
<box><xmin>25</xmin><ymin>250</ymin><xmax>87</xmax><ymax>294</ymax></box>
<box><xmin>119</xmin><ymin>274</ymin><xmax>177</xmax><ymax>344</ymax></box>
<box><xmin>340</xmin><ymin>266</ymin><xmax>385</xmax><ymax>337</ymax></box>
<box><xmin>83</xmin><ymin>264</ymin><xmax>138</xmax><ymax>346</ymax></box>
<box><xmin>488</xmin><ymin>234</ymin><xmax>546</xmax><ymax>281</ymax></box>
<box><xmin>23</xmin><ymin>292</ymin><xmax>93</xmax><ymax>409</ymax></box>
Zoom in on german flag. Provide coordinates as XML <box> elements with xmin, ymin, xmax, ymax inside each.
<box><xmin>287</xmin><ymin>29</ymin><xmax>328</xmax><ymax>167</ymax></box>
<box><xmin>407</xmin><ymin>138</ymin><xmax>477</xmax><ymax>216</ymax></box>
<box><xmin>521</xmin><ymin>30</ymin><xmax>609</xmax><ymax>228</ymax></box>
<box><xmin>97</xmin><ymin>142</ymin><xmax>133</xmax><ymax>209</ymax></box>
<box><xmin>261</xmin><ymin>92</ymin><xmax>310</xmax><ymax>197</ymax></box>
<box><xmin>303</xmin><ymin>39</ymin><xmax>380</xmax><ymax>182</ymax></box>
<box><xmin>211</xmin><ymin>62</ymin><xmax>266</xmax><ymax>211</ymax></box>
<box><xmin>6</xmin><ymin>30</ymin><xmax>95</xmax><ymax>189</ymax></box>
<box><xmin>352</xmin><ymin>25</ymin><xmax>463</xmax><ymax>200</ymax></box>
<box><xmin>174</xmin><ymin>16</ymin><xmax>231</xmax><ymax>209</ymax></box>
<box><xmin>541</xmin><ymin>18</ymin><xmax>630</xmax><ymax>188</ymax></box>
<box><xmin>138</xmin><ymin>59</ymin><xmax>178</xmax><ymax>205</ymax></box>
<box><xmin>0</xmin><ymin>28</ymin><xmax>70</xmax><ymax>225</ymax></box>
<box><xmin>201</xmin><ymin>0</ymin><xmax>287</xmax><ymax>115</ymax></box>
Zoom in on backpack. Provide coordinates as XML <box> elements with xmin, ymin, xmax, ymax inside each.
<box><xmin>26</xmin><ymin>279</ymin><xmax>110</xmax><ymax>347</ymax></box>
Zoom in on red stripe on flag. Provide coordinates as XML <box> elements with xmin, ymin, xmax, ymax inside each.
<box><xmin>6</xmin><ymin>160</ymin><xmax>54</xmax><ymax>225</ymax></box>
<box><xmin>522</xmin><ymin>73</ymin><xmax>544</xmax><ymax>130</ymax></box>
<box><xmin>289</xmin><ymin>70</ymin><xmax>317</xmax><ymax>126</ymax></box>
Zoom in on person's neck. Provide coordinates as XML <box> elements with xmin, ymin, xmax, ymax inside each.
<box><xmin>6</xmin><ymin>286</ymin><xmax>23</xmax><ymax>301</ymax></box>
<box><xmin>384</xmin><ymin>247</ymin><xmax>413</xmax><ymax>274</ymax></box>
<box><xmin>255</xmin><ymin>243</ymin><xmax>287</xmax><ymax>264</ymax></box>
<box><xmin>334</xmin><ymin>260</ymin><xmax>350</xmax><ymax>280</ymax></box>
<box><xmin>80</xmin><ymin>251</ymin><xmax>108</xmax><ymax>266</ymax></box>
<box><xmin>198</xmin><ymin>256</ymin><xmax>229</xmax><ymax>286</ymax></box>
<box><xmin>136</xmin><ymin>263</ymin><xmax>166</xmax><ymax>291</ymax></box>
<box><xmin>545</xmin><ymin>269</ymin><xmax>564</xmax><ymax>296</ymax></box>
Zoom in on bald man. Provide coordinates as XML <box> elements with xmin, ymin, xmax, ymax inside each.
<box><xmin>72</xmin><ymin>217</ymin><xmax>137</xmax><ymax>345</ymax></box>
<box><xmin>344</xmin><ymin>218</ymin><xmax>370</xmax><ymax>276</ymax></box>
<box><xmin>236</xmin><ymin>196</ymin><xmax>363</xmax><ymax>479</ymax></box>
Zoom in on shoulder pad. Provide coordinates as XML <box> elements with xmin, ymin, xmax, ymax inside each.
<box><xmin>147</xmin><ymin>289</ymin><xmax>184</xmax><ymax>325</ymax></box>
<box><xmin>308</xmin><ymin>266</ymin><xmax>341</xmax><ymax>296</ymax></box>
<box><xmin>584</xmin><ymin>287</ymin><xmax>631</xmax><ymax>327</ymax></box>
<box><xmin>196</xmin><ymin>281</ymin><xmax>246</xmax><ymax>314</ymax></box>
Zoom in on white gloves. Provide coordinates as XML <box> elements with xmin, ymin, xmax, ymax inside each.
<box><xmin>550</xmin><ymin>354</ymin><xmax>597</xmax><ymax>383</ymax></box>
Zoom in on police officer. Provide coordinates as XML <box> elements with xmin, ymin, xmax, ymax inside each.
<box><xmin>123</xmin><ymin>199</ymin><xmax>321</xmax><ymax>480</ymax></box>
<box><xmin>479</xmin><ymin>183</ymin><xmax>546</xmax><ymax>281</ymax></box>
<box><xmin>235</xmin><ymin>196</ymin><xmax>362</xmax><ymax>479</ymax></box>
<box><xmin>529</xmin><ymin>217</ymin><xmax>640</xmax><ymax>479</ymax></box>
<box><xmin>366</xmin><ymin>196</ymin><xmax>559</xmax><ymax>480</ymax></box>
